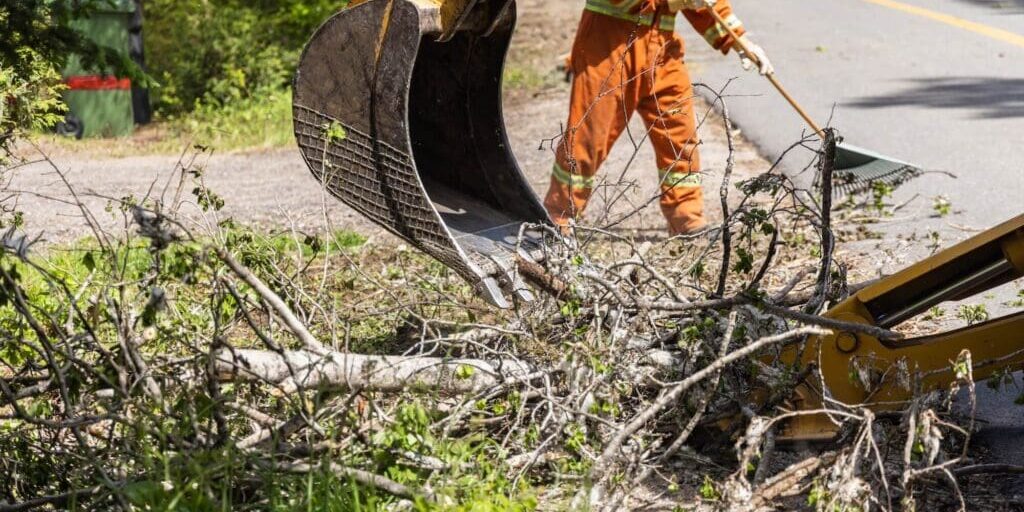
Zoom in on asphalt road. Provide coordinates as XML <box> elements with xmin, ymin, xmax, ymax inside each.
<box><xmin>687</xmin><ymin>0</ymin><xmax>1024</xmax><ymax>491</ymax></box>
<box><xmin>686</xmin><ymin>0</ymin><xmax>1024</xmax><ymax>232</ymax></box>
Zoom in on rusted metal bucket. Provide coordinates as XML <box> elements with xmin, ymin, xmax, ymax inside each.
<box><xmin>292</xmin><ymin>0</ymin><xmax>551</xmax><ymax>308</ymax></box>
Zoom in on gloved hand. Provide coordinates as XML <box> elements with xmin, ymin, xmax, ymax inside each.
<box><xmin>736</xmin><ymin>35</ymin><xmax>774</xmax><ymax>75</ymax></box>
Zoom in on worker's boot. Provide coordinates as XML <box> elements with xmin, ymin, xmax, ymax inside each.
<box><xmin>543</xmin><ymin>175</ymin><xmax>593</xmax><ymax>236</ymax></box>
<box><xmin>661</xmin><ymin>184</ymin><xmax>707</xmax><ymax>236</ymax></box>
<box><xmin>668</xmin><ymin>215</ymin><xmax>708</xmax><ymax>236</ymax></box>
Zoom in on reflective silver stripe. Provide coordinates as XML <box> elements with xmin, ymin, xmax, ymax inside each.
<box><xmin>552</xmin><ymin>163</ymin><xmax>596</xmax><ymax>189</ymax></box>
<box><xmin>587</xmin><ymin>0</ymin><xmax>643</xmax><ymax>12</ymax></box>
<box><xmin>585</xmin><ymin>2</ymin><xmax>654</xmax><ymax>25</ymax></box>
<box><xmin>659</xmin><ymin>14</ymin><xmax>677</xmax><ymax>31</ymax></box>
<box><xmin>584</xmin><ymin>0</ymin><xmax>676</xmax><ymax>31</ymax></box>
<box><xmin>703</xmin><ymin>13</ymin><xmax>742</xmax><ymax>46</ymax></box>
<box><xmin>659</xmin><ymin>170</ymin><xmax>702</xmax><ymax>188</ymax></box>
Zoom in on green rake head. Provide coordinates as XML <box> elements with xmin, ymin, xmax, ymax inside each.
<box><xmin>830</xmin><ymin>142</ymin><xmax>924</xmax><ymax>197</ymax></box>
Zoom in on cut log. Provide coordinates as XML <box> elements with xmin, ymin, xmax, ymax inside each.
<box><xmin>214</xmin><ymin>349</ymin><xmax>536</xmax><ymax>395</ymax></box>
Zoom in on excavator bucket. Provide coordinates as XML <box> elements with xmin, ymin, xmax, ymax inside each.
<box><xmin>292</xmin><ymin>0</ymin><xmax>551</xmax><ymax>308</ymax></box>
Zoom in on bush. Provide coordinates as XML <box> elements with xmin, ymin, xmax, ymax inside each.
<box><xmin>167</xmin><ymin>80</ymin><xmax>295</xmax><ymax>151</ymax></box>
<box><xmin>0</xmin><ymin>53</ymin><xmax>66</xmax><ymax>159</ymax></box>
<box><xmin>144</xmin><ymin>0</ymin><xmax>346</xmax><ymax>116</ymax></box>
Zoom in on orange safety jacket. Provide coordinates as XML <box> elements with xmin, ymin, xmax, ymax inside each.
<box><xmin>583</xmin><ymin>0</ymin><xmax>746</xmax><ymax>53</ymax></box>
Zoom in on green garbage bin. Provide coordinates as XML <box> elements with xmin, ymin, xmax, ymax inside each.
<box><xmin>61</xmin><ymin>0</ymin><xmax>136</xmax><ymax>138</ymax></box>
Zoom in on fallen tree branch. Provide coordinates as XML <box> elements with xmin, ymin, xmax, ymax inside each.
<box><xmin>214</xmin><ymin>348</ymin><xmax>537</xmax><ymax>395</ymax></box>
<box><xmin>0</xmin><ymin>485</ymin><xmax>105</xmax><ymax>512</ymax></box>
<box><xmin>759</xmin><ymin>301</ymin><xmax>902</xmax><ymax>341</ymax></box>
<box><xmin>516</xmin><ymin>255</ymin><xmax>569</xmax><ymax>298</ymax></box>
<box><xmin>753</xmin><ymin>451</ymin><xmax>838</xmax><ymax>506</ymax></box>
<box><xmin>644</xmin><ymin>294</ymin><xmax>901</xmax><ymax>341</ymax></box>
<box><xmin>953</xmin><ymin>464</ymin><xmax>1024</xmax><ymax>477</ymax></box>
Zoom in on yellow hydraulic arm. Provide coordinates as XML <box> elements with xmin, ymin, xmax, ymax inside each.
<box><xmin>780</xmin><ymin>214</ymin><xmax>1024</xmax><ymax>441</ymax></box>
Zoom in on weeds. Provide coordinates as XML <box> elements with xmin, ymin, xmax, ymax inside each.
<box><xmin>932</xmin><ymin>195</ymin><xmax>952</xmax><ymax>217</ymax></box>
<box><xmin>870</xmin><ymin>181</ymin><xmax>894</xmax><ymax>215</ymax></box>
<box><xmin>956</xmin><ymin>304</ymin><xmax>989</xmax><ymax>326</ymax></box>
<box><xmin>1007</xmin><ymin>289</ymin><xmax>1024</xmax><ymax>308</ymax></box>
<box><xmin>168</xmin><ymin>89</ymin><xmax>295</xmax><ymax>151</ymax></box>
<box><xmin>503</xmin><ymin>65</ymin><xmax>559</xmax><ymax>92</ymax></box>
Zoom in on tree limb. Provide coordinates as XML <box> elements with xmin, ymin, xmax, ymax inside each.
<box><xmin>214</xmin><ymin>348</ymin><xmax>537</xmax><ymax>395</ymax></box>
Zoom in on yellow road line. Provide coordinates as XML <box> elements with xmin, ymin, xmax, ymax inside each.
<box><xmin>862</xmin><ymin>0</ymin><xmax>1024</xmax><ymax>48</ymax></box>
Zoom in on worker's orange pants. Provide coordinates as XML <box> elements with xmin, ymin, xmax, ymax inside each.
<box><xmin>544</xmin><ymin>11</ymin><xmax>704</xmax><ymax>235</ymax></box>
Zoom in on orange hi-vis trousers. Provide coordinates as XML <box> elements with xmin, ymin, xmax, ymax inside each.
<box><xmin>544</xmin><ymin>10</ymin><xmax>706</xmax><ymax>235</ymax></box>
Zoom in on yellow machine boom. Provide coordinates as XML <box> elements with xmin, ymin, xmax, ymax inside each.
<box><xmin>780</xmin><ymin>214</ymin><xmax>1024</xmax><ymax>440</ymax></box>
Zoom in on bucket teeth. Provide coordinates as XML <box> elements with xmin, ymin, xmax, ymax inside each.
<box><xmin>476</xmin><ymin>276</ymin><xmax>512</xmax><ymax>309</ymax></box>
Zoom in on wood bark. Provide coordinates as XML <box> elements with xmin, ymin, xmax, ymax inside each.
<box><xmin>214</xmin><ymin>348</ymin><xmax>536</xmax><ymax>395</ymax></box>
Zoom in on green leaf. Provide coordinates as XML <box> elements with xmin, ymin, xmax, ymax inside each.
<box><xmin>322</xmin><ymin>121</ymin><xmax>348</xmax><ymax>142</ymax></box>
<box><xmin>455</xmin><ymin>364</ymin><xmax>475</xmax><ymax>380</ymax></box>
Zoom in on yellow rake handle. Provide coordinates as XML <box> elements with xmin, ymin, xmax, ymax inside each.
<box><xmin>706</xmin><ymin>8</ymin><xmax>827</xmax><ymax>138</ymax></box>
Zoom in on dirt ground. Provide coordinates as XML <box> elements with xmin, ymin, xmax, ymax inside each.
<box><xmin>9</xmin><ymin>0</ymin><xmax>770</xmax><ymax>246</ymax></box>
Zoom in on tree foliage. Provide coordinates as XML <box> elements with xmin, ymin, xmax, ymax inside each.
<box><xmin>2</xmin><ymin>1</ymin><xmax>102</xmax><ymax>78</ymax></box>
<box><xmin>0</xmin><ymin>0</ymin><xmax>348</xmax><ymax>149</ymax></box>
<box><xmin>144</xmin><ymin>0</ymin><xmax>347</xmax><ymax>115</ymax></box>
<box><xmin>0</xmin><ymin>0</ymin><xmax>140</xmax><ymax>153</ymax></box>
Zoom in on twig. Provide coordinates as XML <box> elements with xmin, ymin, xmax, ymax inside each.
<box><xmin>589</xmin><ymin>326</ymin><xmax>829</xmax><ymax>486</ymax></box>
<box><xmin>806</xmin><ymin>129</ymin><xmax>836</xmax><ymax>315</ymax></box>
<box><xmin>0</xmin><ymin>485</ymin><xmax>105</xmax><ymax>512</ymax></box>
<box><xmin>754</xmin><ymin>452</ymin><xmax>837</xmax><ymax>506</ymax></box>
<box><xmin>715</xmin><ymin>87</ymin><xmax>736</xmax><ymax>298</ymax></box>
<box><xmin>215</xmin><ymin>247</ymin><xmax>329</xmax><ymax>355</ymax></box>
<box><xmin>953</xmin><ymin>464</ymin><xmax>1024</xmax><ymax>477</ymax></box>
<box><xmin>280</xmin><ymin>461</ymin><xmax>430</xmax><ymax>502</ymax></box>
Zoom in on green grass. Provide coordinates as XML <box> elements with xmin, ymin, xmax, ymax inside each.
<box><xmin>332</xmin><ymin>230</ymin><xmax>369</xmax><ymax>251</ymax></box>
<box><xmin>168</xmin><ymin>88</ymin><xmax>295</xmax><ymax>152</ymax></box>
<box><xmin>32</xmin><ymin>87</ymin><xmax>295</xmax><ymax>157</ymax></box>
<box><xmin>0</xmin><ymin>225</ymin><xmax>535</xmax><ymax>510</ymax></box>
<box><xmin>502</xmin><ymin>64</ymin><xmax>559</xmax><ymax>93</ymax></box>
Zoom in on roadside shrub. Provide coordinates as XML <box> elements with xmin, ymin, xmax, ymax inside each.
<box><xmin>1</xmin><ymin>0</ymin><xmax>134</xmax><ymax>80</ymax></box>
<box><xmin>144</xmin><ymin>0</ymin><xmax>346</xmax><ymax>116</ymax></box>
<box><xmin>167</xmin><ymin>82</ymin><xmax>294</xmax><ymax>151</ymax></box>
<box><xmin>0</xmin><ymin>54</ymin><xmax>66</xmax><ymax>159</ymax></box>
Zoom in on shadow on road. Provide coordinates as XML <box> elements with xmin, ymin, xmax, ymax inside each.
<box><xmin>954</xmin><ymin>0</ymin><xmax>1024</xmax><ymax>12</ymax></box>
<box><xmin>847</xmin><ymin>77</ymin><xmax>1024</xmax><ymax>119</ymax></box>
